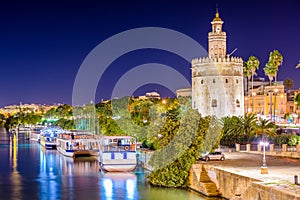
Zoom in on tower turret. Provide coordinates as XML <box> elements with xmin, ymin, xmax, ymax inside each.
<box><xmin>208</xmin><ymin>9</ymin><xmax>226</xmax><ymax>58</ymax></box>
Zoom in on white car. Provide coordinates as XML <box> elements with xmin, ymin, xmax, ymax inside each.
<box><xmin>201</xmin><ymin>151</ymin><xmax>225</xmax><ymax>161</ymax></box>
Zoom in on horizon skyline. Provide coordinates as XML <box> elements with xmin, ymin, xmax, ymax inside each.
<box><xmin>0</xmin><ymin>1</ymin><xmax>299</xmax><ymax>107</ymax></box>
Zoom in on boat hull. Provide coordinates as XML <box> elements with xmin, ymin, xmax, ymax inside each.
<box><xmin>99</xmin><ymin>151</ymin><xmax>137</xmax><ymax>172</ymax></box>
<box><xmin>57</xmin><ymin>146</ymin><xmax>74</xmax><ymax>157</ymax></box>
<box><xmin>40</xmin><ymin>138</ymin><xmax>56</xmax><ymax>149</ymax></box>
<box><xmin>100</xmin><ymin>163</ymin><xmax>136</xmax><ymax>172</ymax></box>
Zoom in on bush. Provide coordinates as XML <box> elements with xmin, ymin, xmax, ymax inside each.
<box><xmin>288</xmin><ymin>135</ymin><xmax>300</xmax><ymax>146</ymax></box>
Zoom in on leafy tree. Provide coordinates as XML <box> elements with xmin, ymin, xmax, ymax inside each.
<box><xmin>288</xmin><ymin>135</ymin><xmax>300</xmax><ymax>146</ymax></box>
<box><xmin>56</xmin><ymin>104</ymin><xmax>72</xmax><ymax>118</ymax></box>
<box><xmin>220</xmin><ymin>116</ymin><xmax>241</xmax><ymax>146</ymax></box>
<box><xmin>275</xmin><ymin>134</ymin><xmax>290</xmax><ymax>145</ymax></box>
<box><xmin>44</xmin><ymin>107</ymin><xmax>57</xmax><ymax>119</ymax></box>
<box><xmin>0</xmin><ymin>114</ymin><xmax>5</xmax><ymax>127</ymax></box>
<box><xmin>148</xmin><ymin>109</ymin><xmax>207</xmax><ymax>187</ymax></box>
<box><xmin>56</xmin><ymin>118</ymin><xmax>75</xmax><ymax>130</ymax></box>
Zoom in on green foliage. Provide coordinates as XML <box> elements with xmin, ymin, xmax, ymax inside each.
<box><xmin>255</xmin><ymin>118</ymin><xmax>276</xmax><ymax>137</ymax></box>
<box><xmin>295</xmin><ymin>93</ymin><xmax>300</xmax><ymax>107</ymax></box>
<box><xmin>44</xmin><ymin>104</ymin><xmax>72</xmax><ymax>119</ymax></box>
<box><xmin>4</xmin><ymin>112</ymin><xmax>42</xmax><ymax>130</ymax></box>
<box><xmin>56</xmin><ymin>118</ymin><xmax>75</xmax><ymax>130</ymax></box>
<box><xmin>288</xmin><ymin>135</ymin><xmax>300</xmax><ymax>146</ymax></box>
<box><xmin>0</xmin><ymin>114</ymin><xmax>5</xmax><ymax>127</ymax></box>
<box><xmin>220</xmin><ymin>115</ymin><xmax>277</xmax><ymax>146</ymax></box>
<box><xmin>283</xmin><ymin>78</ymin><xmax>294</xmax><ymax>91</ymax></box>
<box><xmin>220</xmin><ymin>116</ymin><xmax>241</xmax><ymax>146</ymax></box>
<box><xmin>148</xmin><ymin>108</ymin><xmax>211</xmax><ymax>188</ymax></box>
<box><xmin>275</xmin><ymin>134</ymin><xmax>290</xmax><ymax>145</ymax></box>
<box><xmin>264</xmin><ymin>49</ymin><xmax>283</xmax><ymax>83</ymax></box>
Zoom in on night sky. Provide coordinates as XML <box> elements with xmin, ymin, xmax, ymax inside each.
<box><xmin>0</xmin><ymin>0</ymin><xmax>299</xmax><ymax>107</ymax></box>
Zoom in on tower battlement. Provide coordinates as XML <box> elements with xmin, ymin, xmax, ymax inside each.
<box><xmin>192</xmin><ymin>56</ymin><xmax>243</xmax><ymax>65</ymax></box>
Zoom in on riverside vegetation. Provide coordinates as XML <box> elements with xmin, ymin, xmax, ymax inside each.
<box><xmin>1</xmin><ymin>96</ymin><xmax>299</xmax><ymax>188</ymax></box>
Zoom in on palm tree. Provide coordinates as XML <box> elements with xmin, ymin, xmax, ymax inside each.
<box><xmin>268</xmin><ymin>50</ymin><xmax>283</xmax><ymax>83</ymax></box>
<box><xmin>255</xmin><ymin>118</ymin><xmax>276</xmax><ymax>168</ymax></box>
<box><xmin>283</xmin><ymin>78</ymin><xmax>294</xmax><ymax>92</ymax></box>
<box><xmin>243</xmin><ymin>62</ymin><xmax>251</xmax><ymax>114</ymax></box>
<box><xmin>264</xmin><ymin>50</ymin><xmax>283</xmax><ymax>121</ymax></box>
<box><xmin>255</xmin><ymin>118</ymin><xmax>276</xmax><ymax>138</ymax></box>
<box><xmin>247</xmin><ymin>56</ymin><xmax>260</xmax><ymax>113</ymax></box>
<box><xmin>238</xmin><ymin>114</ymin><xmax>258</xmax><ymax>138</ymax></box>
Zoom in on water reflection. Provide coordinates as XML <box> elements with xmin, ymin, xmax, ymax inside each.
<box><xmin>100</xmin><ymin>172</ymin><xmax>138</xmax><ymax>200</ymax></box>
<box><xmin>0</xmin><ymin>128</ymin><xmax>216</xmax><ymax>200</ymax></box>
<box><xmin>9</xmin><ymin>133</ymin><xmax>22</xmax><ymax>200</ymax></box>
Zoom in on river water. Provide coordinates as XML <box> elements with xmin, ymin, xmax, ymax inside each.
<box><xmin>0</xmin><ymin>127</ymin><xmax>220</xmax><ymax>200</ymax></box>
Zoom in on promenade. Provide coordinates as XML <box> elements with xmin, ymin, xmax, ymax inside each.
<box><xmin>196</xmin><ymin>152</ymin><xmax>300</xmax><ymax>199</ymax></box>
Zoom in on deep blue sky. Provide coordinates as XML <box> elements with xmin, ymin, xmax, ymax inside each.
<box><xmin>0</xmin><ymin>0</ymin><xmax>299</xmax><ymax>107</ymax></box>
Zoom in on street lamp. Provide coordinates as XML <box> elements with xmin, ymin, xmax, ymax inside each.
<box><xmin>260</xmin><ymin>133</ymin><xmax>269</xmax><ymax>174</ymax></box>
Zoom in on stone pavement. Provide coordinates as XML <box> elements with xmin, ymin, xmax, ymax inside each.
<box><xmin>198</xmin><ymin>152</ymin><xmax>300</xmax><ymax>198</ymax></box>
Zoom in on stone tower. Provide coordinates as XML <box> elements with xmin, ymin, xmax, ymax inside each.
<box><xmin>191</xmin><ymin>10</ymin><xmax>244</xmax><ymax>118</ymax></box>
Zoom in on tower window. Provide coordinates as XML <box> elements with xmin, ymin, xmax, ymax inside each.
<box><xmin>236</xmin><ymin>79</ymin><xmax>239</xmax><ymax>84</ymax></box>
<box><xmin>236</xmin><ymin>99</ymin><xmax>240</xmax><ymax>107</ymax></box>
<box><xmin>201</xmin><ymin>79</ymin><xmax>204</xmax><ymax>84</ymax></box>
<box><xmin>211</xmin><ymin>99</ymin><xmax>217</xmax><ymax>107</ymax></box>
<box><xmin>225</xmin><ymin>79</ymin><xmax>228</xmax><ymax>83</ymax></box>
<box><xmin>213</xmin><ymin>79</ymin><xmax>215</xmax><ymax>83</ymax></box>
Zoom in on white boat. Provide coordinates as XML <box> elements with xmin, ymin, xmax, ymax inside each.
<box><xmin>99</xmin><ymin>136</ymin><xmax>137</xmax><ymax>172</ymax></box>
<box><xmin>39</xmin><ymin>126</ymin><xmax>65</xmax><ymax>149</ymax></box>
<box><xmin>56</xmin><ymin>132</ymin><xmax>100</xmax><ymax>158</ymax></box>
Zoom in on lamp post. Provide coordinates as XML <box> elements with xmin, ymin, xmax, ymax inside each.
<box><xmin>260</xmin><ymin>133</ymin><xmax>269</xmax><ymax>174</ymax></box>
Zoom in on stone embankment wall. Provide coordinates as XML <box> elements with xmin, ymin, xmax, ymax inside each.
<box><xmin>137</xmin><ymin>149</ymin><xmax>154</xmax><ymax>171</ymax></box>
<box><xmin>189</xmin><ymin>164</ymin><xmax>300</xmax><ymax>200</ymax></box>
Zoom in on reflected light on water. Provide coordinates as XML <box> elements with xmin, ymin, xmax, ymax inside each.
<box><xmin>10</xmin><ymin>133</ymin><xmax>22</xmax><ymax>200</ymax></box>
<box><xmin>101</xmin><ymin>172</ymin><xmax>138</xmax><ymax>200</ymax></box>
<box><xmin>0</xmin><ymin>129</ymin><xmax>210</xmax><ymax>200</ymax></box>
<box><xmin>126</xmin><ymin>179</ymin><xmax>135</xmax><ymax>199</ymax></box>
<box><xmin>39</xmin><ymin>148</ymin><xmax>58</xmax><ymax>200</ymax></box>
<box><xmin>103</xmin><ymin>178</ymin><xmax>113</xmax><ymax>199</ymax></box>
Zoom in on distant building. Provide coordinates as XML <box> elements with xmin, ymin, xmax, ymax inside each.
<box><xmin>176</xmin><ymin>88</ymin><xmax>192</xmax><ymax>97</ymax></box>
<box><xmin>191</xmin><ymin>10</ymin><xmax>244</xmax><ymax>118</ymax></box>
<box><xmin>0</xmin><ymin>103</ymin><xmax>60</xmax><ymax>117</ymax></box>
<box><xmin>244</xmin><ymin>83</ymin><xmax>287</xmax><ymax>122</ymax></box>
<box><xmin>244</xmin><ymin>77</ymin><xmax>269</xmax><ymax>96</ymax></box>
<box><xmin>138</xmin><ymin>91</ymin><xmax>161</xmax><ymax>100</ymax></box>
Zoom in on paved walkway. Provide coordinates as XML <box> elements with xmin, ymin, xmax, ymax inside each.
<box><xmin>197</xmin><ymin>152</ymin><xmax>300</xmax><ymax>196</ymax></box>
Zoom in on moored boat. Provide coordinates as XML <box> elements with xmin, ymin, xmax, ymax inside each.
<box><xmin>99</xmin><ymin>136</ymin><xmax>137</xmax><ymax>172</ymax></box>
<box><xmin>39</xmin><ymin>126</ymin><xmax>65</xmax><ymax>149</ymax></box>
<box><xmin>56</xmin><ymin>132</ymin><xmax>100</xmax><ymax>158</ymax></box>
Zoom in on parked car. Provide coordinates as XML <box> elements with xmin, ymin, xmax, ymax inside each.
<box><xmin>200</xmin><ymin>151</ymin><xmax>225</xmax><ymax>161</ymax></box>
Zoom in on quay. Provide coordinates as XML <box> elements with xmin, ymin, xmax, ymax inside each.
<box><xmin>190</xmin><ymin>152</ymin><xmax>300</xmax><ymax>200</ymax></box>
